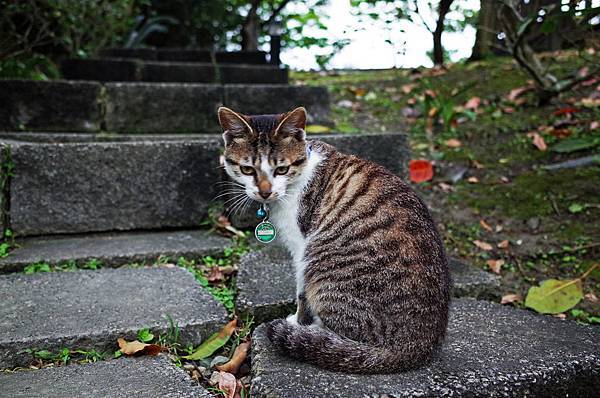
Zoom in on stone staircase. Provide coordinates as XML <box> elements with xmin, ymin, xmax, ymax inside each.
<box><xmin>0</xmin><ymin>50</ymin><xmax>598</xmax><ymax>397</ymax></box>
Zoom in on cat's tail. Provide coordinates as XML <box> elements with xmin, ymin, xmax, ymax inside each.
<box><xmin>264</xmin><ymin>319</ymin><xmax>435</xmax><ymax>374</ymax></box>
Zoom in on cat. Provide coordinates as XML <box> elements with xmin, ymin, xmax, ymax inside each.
<box><xmin>218</xmin><ymin>106</ymin><xmax>451</xmax><ymax>374</ymax></box>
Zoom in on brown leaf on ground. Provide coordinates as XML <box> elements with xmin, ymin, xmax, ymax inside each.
<box><xmin>467</xmin><ymin>176</ymin><xmax>479</xmax><ymax>183</ymax></box>
<box><xmin>218</xmin><ymin>371</ymin><xmax>237</xmax><ymax>398</ymax></box>
<box><xmin>479</xmin><ymin>219</ymin><xmax>493</xmax><ymax>232</ymax></box>
<box><xmin>438</xmin><ymin>182</ymin><xmax>455</xmax><ymax>192</ymax></box>
<box><xmin>507</xmin><ymin>86</ymin><xmax>532</xmax><ymax>101</ymax></box>
<box><xmin>495</xmin><ymin>225</ymin><xmax>504</xmax><ymax>233</ymax></box>
<box><xmin>445</xmin><ymin>138</ymin><xmax>462</xmax><ymax>148</ymax></box>
<box><xmin>464</xmin><ymin>96</ymin><xmax>481</xmax><ymax>110</ymax></box>
<box><xmin>584</xmin><ymin>292</ymin><xmax>598</xmax><ymax>303</ymax></box>
<box><xmin>117</xmin><ymin>338</ymin><xmax>162</xmax><ymax>356</ymax></box>
<box><xmin>549</xmin><ymin>128</ymin><xmax>571</xmax><ymax>138</ymax></box>
<box><xmin>473</xmin><ymin>240</ymin><xmax>493</xmax><ymax>251</ymax></box>
<box><xmin>207</xmin><ymin>267</ymin><xmax>225</xmax><ymax>283</ymax></box>
<box><xmin>472</xmin><ymin>160</ymin><xmax>485</xmax><ymax>169</ymax></box>
<box><xmin>501</xmin><ymin>293</ymin><xmax>522</xmax><ymax>305</ymax></box>
<box><xmin>401</xmin><ymin>84</ymin><xmax>416</xmax><ymax>94</ymax></box>
<box><xmin>497</xmin><ymin>240</ymin><xmax>510</xmax><ymax>249</ymax></box>
<box><xmin>553</xmin><ymin>313</ymin><xmax>567</xmax><ymax>320</ymax></box>
<box><xmin>487</xmin><ymin>259</ymin><xmax>505</xmax><ymax>274</ymax></box>
<box><xmin>502</xmin><ymin>107</ymin><xmax>516</xmax><ymax>114</ymax></box>
<box><xmin>526</xmin><ymin>132</ymin><xmax>547</xmax><ymax>151</ymax></box>
<box><xmin>216</xmin><ymin>341</ymin><xmax>251</xmax><ymax>374</ymax></box>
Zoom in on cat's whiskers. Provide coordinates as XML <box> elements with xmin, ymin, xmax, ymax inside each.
<box><xmin>213</xmin><ymin>189</ymin><xmax>246</xmax><ymax>201</ymax></box>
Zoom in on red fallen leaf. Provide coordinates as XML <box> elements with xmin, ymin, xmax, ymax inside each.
<box><xmin>473</xmin><ymin>240</ymin><xmax>493</xmax><ymax>251</ymax></box>
<box><xmin>218</xmin><ymin>371</ymin><xmax>237</xmax><ymax>398</ymax></box>
<box><xmin>501</xmin><ymin>293</ymin><xmax>522</xmax><ymax>305</ymax></box>
<box><xmin>464</xmin><ymin>96</ymin><xmax>481</xmax><ymax>110</ymax></box>
<box><xmin>582</xmin><ymin>77</ymin><xmax>599</xmax><ymax>87</ymax></box>
<box><xmin>526</xmin><ymin>132</ymin><xmax>547</xmax><ymax>151</ymax></box>
<box><xmin>216</xmin><ymin>341</ymin><xmax>251</xmax><ymax>374</ymax></box>
<box><xmin>409</xmin><ymin>160</ymin><xmax>434</xmax><ymax>183</ymax></box>
<box><xmin>553</xmin><ymin>107</ymin><xmax>580</xmax><ymax>116</ymax></box>
<box><xmin>487</xmin><ymin>259</ymin><xmax>505</xmax><ymax>274</ymax></box>
<box><xmin>549</xmin><ymin>128</ymin><xmax>571</xmax><ymax>138</ymax></box>
<box><xmin>479</xmin><ymin>219</ymin><xmax>493</xmax><ymax>232</ymax></box>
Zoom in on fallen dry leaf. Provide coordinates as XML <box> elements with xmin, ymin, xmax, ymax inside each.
<box><xmin>117</xmin><ymin>338</ymin><xmax>161</xmax><ymax>356</ymax></box>
<box><xmin>590</xmin><ymin>121</ymin><xmax>599</xmax><ymax>130</ymax></box>
<box><xmin>499</xmin><ymin>176</ymin><xmax>510</xmax><ymax>184</ymax></box>
<box><xmin>507</xmin><ymin>86</ymin><xmax>532</xmax><ymax>101</ymax></box>
<box><xmin>501</xmin><ymin>293</ymin><xmax>522</xmax><ymax>305</ymax></box>
<box><xmin>445</xmin><ymin>138</ymin><xmax>462</xmax><ymax>148</ymax></box>
<box><xmin>207</xmin><ymin>267</ymin><xmax>225</xmax><ymax>283</ymax></box>
<box><xmin>553</xmin><ymin>313</ymin><xmax>567</xmax><ymax>320</ymax></box>
<box><xmin>473</xmin><ymin>240</ymin><xmax>493</xmax><ymax>251</ymax></box>
<box><xmin>549</xmin><ymin>128</ymin><xmax>571</xmax><ymax>138</ymax></box>
<box><xmin>502</xmin><ymin>107</ymin><xmax>516</xmax><ymax>114</ymax></box>
<box><xmin>497</xmin><ymin>239</ymin><xmax>510</xmax><ymax>249</ymax></box>
<box><xmin>472</xmin><ymin>160</ymin><xmax>485</xmax><ymax>169</ymax></box>
<box><xmin>467</xmin><ymin>176</ymin><xmax>479</xmax><ymax>184</ymax></box>
<box><xmin>216</xmin><ymin>341</ymin><xmax>251</xmax><ymax>374</ymax></box>
<box><xmin>409</xmin><ymin>160</ymin><xmax>434</xmax><ymax>183</ymax></box>
<box><xmin>526</xmin><ymin>132</ymin><xmax>547</xmax><ymax>151</ymax></box>
<box><xmin>401</xmin><ymin>84</ymin><xmax>416</xmax><ymax>94</ymax></box>
<box><xmin>495</xmin><ymin>225</ymin><xmax>504</xmax><ymax>233</ymax></box>
<box><xmin>487</xmin><ymin>259</ymin><xmax>505</xmax><ymax>274</ymax></box>
<box><xmin>479</xmin><ymin>219</ymin><xmax>493</xmax><ymax>232</ymax></box>
<box><xmin>438</xmin><ymin>182</ymin><xmax>455</xmax><ymax>192</ymax></box>
<box><xmin>464</xmin><ymin>96</ymin><xmax>481</xmax><ymax>110</ymax></box>
<box><xmin>218</xmin><ymin>371</ymin><xmax>237</xmax><ymax>398</ymax></box>
<box><xmin>584</xmin><ymin>292</ymin><xmax>598</xmax><ymax>303</ymax></box>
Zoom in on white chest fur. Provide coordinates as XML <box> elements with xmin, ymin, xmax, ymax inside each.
<box><xmin>270</xmin><ymin>150</ymin><xmax>323</xmax><ymax>294</ymax></box>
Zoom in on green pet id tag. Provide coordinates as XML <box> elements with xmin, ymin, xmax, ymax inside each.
<box><xmin>255</xmin><ymin>204</ymin><xmax>276</xmax><ymax>243</ymax></box>
<box><xmin>255</xmin><ymin>220</ymin><xmax>277</xmax><ymax>243</ymax></box>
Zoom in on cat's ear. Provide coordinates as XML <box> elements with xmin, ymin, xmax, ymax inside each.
<box><xmin>218</xmin><ymin>107</ymin><xmax>252</xmax><ymax>145</ymax></box>
<box><xmin>274</xmin><ymin>107</ymin><xmax>306</xmax><ymax>142</ymax></box>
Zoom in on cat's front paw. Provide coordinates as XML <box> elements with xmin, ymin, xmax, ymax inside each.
<box><xmin>286</xmin><ymin>313</ymin><xmax>299</xmax><ymax>326</ymax></box>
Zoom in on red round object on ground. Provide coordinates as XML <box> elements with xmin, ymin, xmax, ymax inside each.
<box><xmin>409</xmin><ymin>159</ymin><xmax>434</xmax><ymax>183</ymax></box>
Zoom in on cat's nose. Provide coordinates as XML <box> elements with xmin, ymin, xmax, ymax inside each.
<box><xmin>259</xmin><ymin>191</ymin><xmax>272</xmax><ymax>199</ymax></box>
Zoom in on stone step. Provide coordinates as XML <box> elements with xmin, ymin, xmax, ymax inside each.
<box><xmin>100</xmin><ymin>48</ymin><xmax>269</xmax><ymax>64</ymax></box>
<box><xmin>0</xmin><ymin>80</ymin><xmax>330</xmax><ymax>133</ymax></box>
<box><xmin>0</xmin><ymin>134</ymin><xmax>223</xmax><ymax>236</ymax></box>
<box><xmin>251</xmin><ymin>298</ymin><xmax>600</xmax><ymax>397</ymax></box>
<box><xmin>0</xmin><ymin>132</ymin><xmax>407</xmax><ymax>237</ymax></box>
<box><xmin>0</xmin><ymin>267</ymin><xmax>228</xmax><ymax>368</ymax></box>
<box><xmin>236</xmin><ymin>247</ymin><xmax>500</xmax><ymax>324</ymax></box>
<box><xmin>0</xmin><ymin>355</ymin><xmax>211</xmax><ymax>397</ymax></box>
<box><xmin>0</xmin><ymin>229</ymin><xmax>230</xmax><ymax>273</ymax></box>
<box><xmin>61</xmin><ymin>58</ymin><xmax>289</xmax><ymax>84</ymax></box>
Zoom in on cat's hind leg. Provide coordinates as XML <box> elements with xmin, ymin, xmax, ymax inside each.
<box><xmin>287</xmin><ymin>292</ymin><xmax>316</xmax><ymax>326</ymax></box>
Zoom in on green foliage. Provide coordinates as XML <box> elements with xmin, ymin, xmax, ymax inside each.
<box><xmin>23</xmin><ymin>259</ymin><xmax>103</xmax><ymax>274</ymax></box>
<box><xmin>25</xmin><ymin>347</ymin><xmax>107</xmax><ymax>366</ymax></box>
<box><xmin>1</xmin><ymin>0</ymin><xmax>147</xmax><ymax>77</ymax></box>
<box><xmin>137</xmin><ymin>328</ymin><xmax>155</xmax><ymax>343</ymax></box>
<box><xmin>525</xmin><ymin>278</ymin><xmax>584</xmax><ymax>314</ymax></box>
<box><xmin>570</xmin><ymin>309</ymin><xmax>600</xmax><ymax>325</ymax></box>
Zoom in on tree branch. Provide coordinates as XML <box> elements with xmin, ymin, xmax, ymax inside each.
<box><xmin>261</xmin><ymin>0</ymin><xmax>292</xmax><ymax>28</ymax></box>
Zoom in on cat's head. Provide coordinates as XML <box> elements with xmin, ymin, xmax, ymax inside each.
<box><xmin>218</xmin><ymin>106</ymin><xmax>309</xmax><ymax>204</ymax></box>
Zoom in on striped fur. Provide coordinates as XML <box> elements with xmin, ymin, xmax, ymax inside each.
<box><xmin>218</xmin><ymin>107</ymin><xmax>451</xmax><ymax>374</ymax></box>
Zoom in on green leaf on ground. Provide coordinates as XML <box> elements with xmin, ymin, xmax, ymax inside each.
<box><xmin>305</xmin><ymin>124</ymin><xmax>332</xmax><ymax>134</ymax></box>
<box><xmin>137</xmin><ymin>328</ymin><xmax>154</xmax><ymax>343</ymax></box>
<box><xmin>568</xmin><ymin>203</ymin><xmax>584</xmax><ymax>214</ymax></box>
<box><xmin>525</xmin><ymin>278</ymin><xmax>583</xmax><ymax>314</ymax></box>
<box><xmin>183</xmin><ymin>319</ymin><xmax>237</xmax><ymax>360</ymax></box>
<box><xmin>551</xmin><ymin>137</ymin><xmax>599</xmax><ymax>153</ymax></box>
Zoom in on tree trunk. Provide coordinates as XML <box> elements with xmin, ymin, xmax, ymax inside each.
<box><xmin>241</xmin><ymin>1</ymin><xmax>260</xmax><ymax>51</ymax></box>
<box><xmin>432</xmin><ymin>0</ymin><xmax>454</xmax><ymax>65</ymax></box>
<box><xmin>469</xmin><ymin>0</ymin><xmax>497</xmax><ymax>61</ymax></box>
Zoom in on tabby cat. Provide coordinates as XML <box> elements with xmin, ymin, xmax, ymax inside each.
<box><xmin>218</xmin><ymin>106</ymin><xmax>451</xmax><ymax>374</ymax></box>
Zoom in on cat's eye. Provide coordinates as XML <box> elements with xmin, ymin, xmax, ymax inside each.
<box><xmin>275</xmin><ymin>166</ymin><xmax>290</xmax><ymax>175</ymax></box>
<box><xmin>240</xmin><ymin>165</ymin><xmax>255</xmax><ymax>175</ymax></box>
